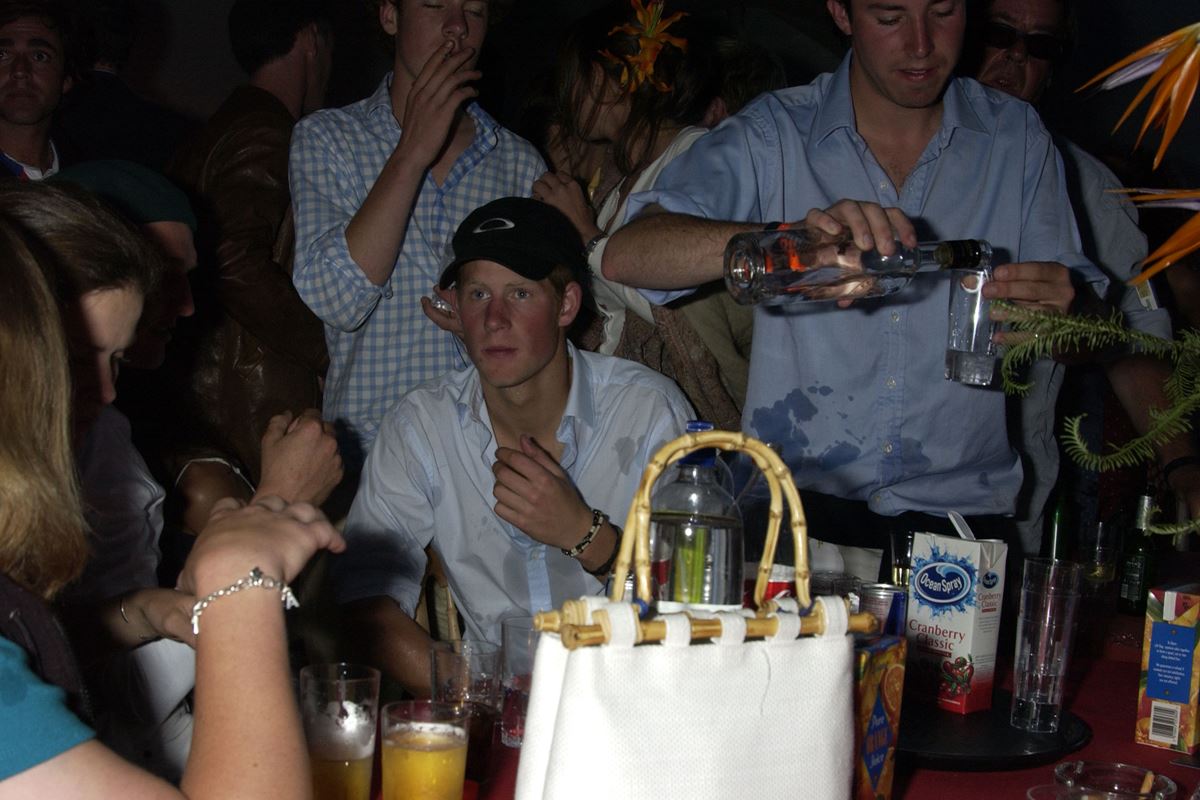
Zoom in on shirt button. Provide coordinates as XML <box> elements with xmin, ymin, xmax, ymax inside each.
<box><xmin>879</xmin><ymin>181</ymin><xmax>889</xmax><ymax>191</ymax></box>
<box><xmin>383</xmin><ymin>287</ymin><xmax>393</xmax><ymax>299</ymax></box>
<box><xmin>885</xmin><ymin>377</ymin><xmax>897</xmax><ymax>389</ymax></box>
<box><xmin>882</xmin><ymin>441</ymin><xmax>894</xmax><ymax>455</ymax></box>
<box><xmin>891</xmin><ymin>311</ymin><xmax>900</xmax><ymax>323</ymax></box>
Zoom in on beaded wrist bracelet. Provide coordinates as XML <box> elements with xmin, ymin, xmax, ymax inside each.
<box><xmin>562</xmin><ymin>509</ymin><xmax>608</xmax><ymax>559</ymax></box>
<box><xmin>190</xmin><ymin>567</ymin><xmax>299</xmax><ymax>635</ymax></box>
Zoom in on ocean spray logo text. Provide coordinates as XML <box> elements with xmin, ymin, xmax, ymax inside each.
<box><xmin>913</xmin><ymin>563</ymin><xmax>971</xmax><ymax>605</ymax></box>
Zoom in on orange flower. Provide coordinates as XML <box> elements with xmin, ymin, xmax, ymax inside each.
<box><xmin>1115</xmin><ymin>188</ymin><xmax>1200</xmax><ymax>283</ymax></box>
<box><xmin>1081</xmin><ymin>23</ymin><xmax>1200</xmax><ymax>283</ymax></box>
<box><xmin>602</xmin><ymin>0</ymin><xmax>688</xmax><ymax>93</ymax></box>
<box><xmin>1079</xmin><ymin>22</ymin><xmax>1200</xmax><ymax>170</ymax></box>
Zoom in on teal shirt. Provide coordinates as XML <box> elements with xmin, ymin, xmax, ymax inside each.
<box><xmin>0</xmin><ymin>636</ymin><xmax>94</xmax><ymax>780</ymax></box>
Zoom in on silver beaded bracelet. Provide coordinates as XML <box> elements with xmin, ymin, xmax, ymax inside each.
<box><xmin>190</xmin><ymin>567</ymin><xmax>299</xmax><ymax>635</ymax></box>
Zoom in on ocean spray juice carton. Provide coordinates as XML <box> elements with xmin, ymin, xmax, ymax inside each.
<box><xmin>1136</xmin><ymin>582</ymin><xmax>1200</xmax><ymax>754</ymax></box>
<box><xmin>853</xmin><ymin>635</ymin><xmax>906</xmax><ymax>800</ymax></box>
<box><xmin>905</xmin><ymin>532</ymin><xmax>1007</xmax><ymax>714</ymax></box>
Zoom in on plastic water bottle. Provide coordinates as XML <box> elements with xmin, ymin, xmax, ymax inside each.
<box><xmin>650</xmin><ymin>421</ymin><xmax>744</xmax><ymax>612</ymax></box>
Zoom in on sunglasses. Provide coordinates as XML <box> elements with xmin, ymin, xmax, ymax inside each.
<box><xmin>982</xmin><ymin>21</ymin><xmax>1066</xmax><ymax>61</ymax></box>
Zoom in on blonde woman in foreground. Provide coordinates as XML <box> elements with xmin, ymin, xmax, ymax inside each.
<box><xmin>0</xmin><ymin>215</ymin><xmax>344</xmax><ymax>798</ymax></box>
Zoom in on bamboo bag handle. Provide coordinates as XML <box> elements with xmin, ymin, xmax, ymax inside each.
<box><xmin>609</xmin><ymin>430</ymin><xmax>813</xmax><ymax>613</ymax></box>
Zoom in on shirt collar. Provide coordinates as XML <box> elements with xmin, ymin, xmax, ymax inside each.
<box><xmin>813</xmin><ymin>53</ymin><xmax>988</xmax><ymax>144</ymax></box>
<box><xmin>0</xmin><ymin>141</ymin><xmax>58</xmax><ymax>180</ymax></box>
<box><xmin>452</xmin><ymin>342</ymin><xmax>595</xmax><ymax>466</ymax></box>
<box><xmin>812</xmin><ymin>54</ymin><xmax>856</xmax><ymax>144</ymax></box>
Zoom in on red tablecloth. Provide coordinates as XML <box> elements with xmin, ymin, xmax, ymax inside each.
<box><xmin>896</xmin><ymin>654</ymin><xmax>1197</xmax><ymax>798</ymax></box>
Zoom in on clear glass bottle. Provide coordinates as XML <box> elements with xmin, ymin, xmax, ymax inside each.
<box><xmin>650</xmin><ymin>421</ymin><xmax>744</xmax><ymax>612</ymax></box>
<box><xmin>724</xmin><ymin>226</ymin><xmax>993</xmax><ymax>305</ymax></box>
<box><xmin>1117</xmin><ymin>492</ymin><xmax>1156</xmax><ymax>616</ymax></box>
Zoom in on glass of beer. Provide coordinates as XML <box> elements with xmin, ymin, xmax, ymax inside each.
<box><xmin>382</xmin><ymin>700</ymin><xmax>469</xmax><ymax>800</ymax></box>
<box><xmin>430</xmin><ymin>640</ymin><xmax>501</xmax><ymax>783</ymax></box>
<box><xmin>300</xmin><ymin>663</ymin><xmax>381</xmax><ymax>800</ymax></box>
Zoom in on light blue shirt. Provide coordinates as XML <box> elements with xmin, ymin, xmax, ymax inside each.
<box><xmin>333</xmin><ymin>344</ymin><xmax>695</xmax><ymax>645</ymax></box>
<box><xmin>629</xmin><ymin>54</ymin><xmax>1106</xmax><ymax>518</ymax></box>
<box><xmin>289</xmin><ymin>75</ymin><xmax>547</xmax><ymax>456</ymax></box>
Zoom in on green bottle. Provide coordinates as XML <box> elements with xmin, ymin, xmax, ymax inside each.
<box><xmin>1117</xmin><ymin>493</ymin><xmax>1155</xmax><ymax>616</ymax></box>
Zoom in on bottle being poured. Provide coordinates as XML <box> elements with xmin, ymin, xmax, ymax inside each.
<box><xmin>724</xmin><ymin>223</ymin><xmax>993</xmax><ymax>305</ymax></box>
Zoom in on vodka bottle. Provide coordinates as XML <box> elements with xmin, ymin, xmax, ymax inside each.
<box><xmin>725</xmin><ymin>225</ymin><xmax>993</xmax><ymax>305</ymax></box>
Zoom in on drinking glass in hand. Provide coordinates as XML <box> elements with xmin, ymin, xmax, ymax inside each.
<box><xmin>382</xmin><ymin>700</ymin><xmax>469</xmax><ymax>800</ymax></box>
<box><xmin>299</xmin><ymin>663</ymin><xmax>381</xmax><ymax>800</ymax></box>
<box><xmin>500</xmin><ymin>616</ymin><xmax>539</xmax><ymax>748</ymax></box>
<box><xmin>430</xmin><ymin>640</ymin><xmax>501</xmax><ymax>782</ymax></box>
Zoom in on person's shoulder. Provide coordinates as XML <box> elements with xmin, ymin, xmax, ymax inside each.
<box><xmin>295</xmin><ymin>102</ymin><xmax>358</xmax><ymax>140</ymax></box>
<box><xmin>377</xmin><ymin>367</ymin><xmax>477</xmax><ymax>440</ymax></box>
<box><xmin>580</xmin><ymin>350</ymin><xmax>690</xmax><ymax>408</ymax></box>
<box><xmin>294</xmin><ymin>86</ymin><xmax>382</xmax><ymax>146</ymax></box>
<box><xmin>954</xmin><ymin>76</ymin><xmax>1047</xmax><ymax>136</ymax></box>
<box><xmin>725</xmin><ymin>78</ymin><xmax>827</xmax><ymax>140</ymax></box>
<box><xmin>1054</xmin><ymin>136</ymin><xmax>1123</xmax><ymax>190</ymax></box>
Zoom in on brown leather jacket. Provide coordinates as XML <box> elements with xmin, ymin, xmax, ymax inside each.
<box><xmin>165</xmin><ymin>86</ymin><xmax>327</xmax><ymax>482</ymax></box>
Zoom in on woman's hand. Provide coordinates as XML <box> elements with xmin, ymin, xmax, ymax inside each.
<box><xmin>178</xmin><ymin>496</ymin><xmax>345</xmax><ymax>599</ymax></box>
<box><xmin>533</xmin><ymin>170</ymin><xmax>602</xmax><ymax>242</ymax></box>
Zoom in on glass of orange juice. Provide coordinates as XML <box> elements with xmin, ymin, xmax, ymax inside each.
<box><xmin>382</xmin><ymin>700</ymin><xmax>469</xmax><ymax>800</ymax></box>
<box><xmin>300</xmin><ymin>663</ymin><xmax>380</xmax><ymax>800</ymax></box>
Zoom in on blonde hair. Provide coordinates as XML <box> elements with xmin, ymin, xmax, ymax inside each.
<box><xmin>0</xmin><ymin>219</ymin><xmax>88</xmax><ymax>600</ymax></box>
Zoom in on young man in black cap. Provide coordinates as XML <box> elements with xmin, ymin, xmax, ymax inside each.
<box><xmin>332</xmin><ymin>198</ymin><xmax>693</xmax><ymax>694</ymax></box>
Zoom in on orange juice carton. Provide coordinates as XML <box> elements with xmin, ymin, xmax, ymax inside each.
<box><xmin>1136</xmin><ymin>582</ymin><xmax>1200</xmax><ymax>753</ymax></box>
<box><xmin>905</xmin><ymin>532</ymin><xmax>1007</xmax><ymax>714</ymax></box>
<box><xmin>853</xmin><ymin>635</ymin><xmax>906</xmax><ymax>800</ymax></box>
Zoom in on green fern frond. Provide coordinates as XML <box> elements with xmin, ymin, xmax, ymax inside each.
<box><xmin>1059</xmin><ymin>386</ymin><xmax>1200</xmax><ymax>472</ymax></box>
<box><xmin>998</xmin><ymin>302</ymin><xmax>1137</xmax><ymax>395</ymax></box>
<box><xmin>1148</xmin><ymin>518</ymin><xmax>1200</xmax><ymax>536</ymax></box>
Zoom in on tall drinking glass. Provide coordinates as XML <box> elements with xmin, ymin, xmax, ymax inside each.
<box><xmin>1010</xmin><ymin>558</ymin><xmax>1082</xmax><ymax>733</ymax></box>
<box><xmin>945</xmin><ymin>266</ymin><xmax>998</xmax><ymax>386</ymax></box>
<box><xmin>382</xmin><ymin>700</ymin><xmax>469</xmax><ymax>800</ymax></box>
<box><xmin>500</xmin><ymin>616</ymin><xmax>538</xmax><ymax>748</ymax></box>
<box><xmin>299</xmin><ymin>663</ymin><xmax>380</xmax><ymax>800</ymax></box>
<box><xmin>429</xmin><ymin>640</ymin><xmax>501</xmax><ymax>782</ymax></box>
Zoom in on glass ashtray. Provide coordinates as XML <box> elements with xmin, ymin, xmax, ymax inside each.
<box><xmin>1054</xmin><ymin>760</ymin><xmax>1177</xmax><ymax>799</ymax></box>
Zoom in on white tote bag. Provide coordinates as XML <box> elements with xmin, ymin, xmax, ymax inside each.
<box><xmin>515</xmin><ymin>432</ymin><xmax>867</xmax><ymax>800</ymax></box>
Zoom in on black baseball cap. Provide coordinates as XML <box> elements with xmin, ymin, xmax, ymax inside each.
<box><xmin>439</xmin><ymin>197</ymin><xmax>589</xmax><ymax>289</ymax></box>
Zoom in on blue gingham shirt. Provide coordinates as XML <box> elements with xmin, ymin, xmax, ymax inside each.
<box><xmin>629</xmin><ymin>54</ymin><xmax>1107</xmax><ymax>519</ymax></box>
<box><xmin>290</xmin><ymin>75</ymin><xmax>546</xmax><ymax>455</ymax></box>
<box><xmin>332</xmin><ymin>344</ymin><xmax>695</xmax><ymax>645</ymax></box>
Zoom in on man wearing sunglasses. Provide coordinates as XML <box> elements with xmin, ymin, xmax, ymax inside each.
<box><xmin>974</xmin><ymin>0</ymin><xmax>1200</xmax><ymax>538</ymax></box>
<box><xmin>974</xmin><ymin>0</ymin><xmax>1068</xmax><ymax>103</ymax></box>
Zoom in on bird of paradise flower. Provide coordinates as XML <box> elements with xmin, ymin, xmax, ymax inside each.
<box><xmin>1078</xmin><ymin>22</ymin><xmax>1200</xmax><ymax>281</ymax></box>
<box><xmin>600</xmin><ymin>0</ymin><xmax>688</xmax><ymax>94</ymax></box>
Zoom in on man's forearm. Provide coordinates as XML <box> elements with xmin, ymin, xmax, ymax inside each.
<box><xmin>341</xmin><ymin>595</ymin><xmax>434</xmax><ymax>696</ymax></box>
<box><xmin>345</xmin><ymin>149</ymin><xmax>428</xmax><ymax>286</ymax></box>
<box><xmin>1106</xmin><ymin>354</ymin><xmax>1195</xmax><ymax>462</ymax></box>
<box><xmin>601</xmin><ymin>207</ymin><xmax>758</xmax><ymax>289</ymax></box>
